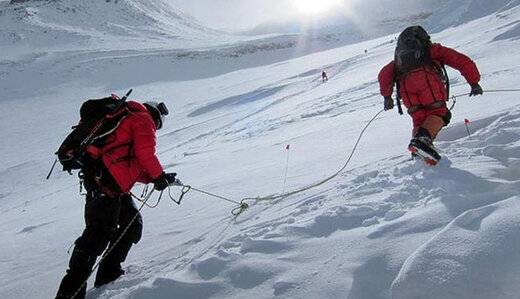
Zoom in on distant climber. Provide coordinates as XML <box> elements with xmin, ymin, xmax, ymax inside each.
<box><xmin>322</xmin><ymin>70</ymin><xmax>329</xmax><ymax>83</ymax></box>
<box><xmin>378</xmin><ymin>25</ymin><xmax>483</xmax><ymax>165</ymax></box>
<box><xmin>55</xmin><ymin>98</ymin><xmax>178</xmax><ymax>299</ymax></box>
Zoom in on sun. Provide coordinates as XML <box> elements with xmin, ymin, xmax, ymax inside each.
<box><xmin>292</xmin><ymin>0</ymin><xmax>343</xmax><ymax>15</ymax></box>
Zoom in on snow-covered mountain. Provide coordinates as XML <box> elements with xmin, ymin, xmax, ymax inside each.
<box><xmin>425</xmin><ymin>0</ymin><xmax>520</xmax><ymax>30</ymax></box>
<box><xmin>1</xmin><ymin>1</ymin><xmax>520</xmax><ymax>299</ymax></box>
<box><xmin>246</xmin><ymin>0</ymin><xmax>520</xmax><ymax>41</ymax></box>
<box><xmin>4</xmin><ymin>0</ymin><xmax>518</xmax><ymax>101</ymax></box>
<box><xmin>0</xmin><ymin>0</ymin><xmax>347</xmax><ymax>100</ymax></box>
<box><xmin>0</xmin><ymin>0</ymin><xmax>227</xmax><ymax>50</ymax></box>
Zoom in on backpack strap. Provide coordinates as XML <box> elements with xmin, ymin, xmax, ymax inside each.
<box><xmin>433</xmin><ymin>62</ymin><xmax>450</xmax><ymax>100</ymax></box>
<box><xmin>393</xmin><ymin>64</ymin><xmax>404</xmax><ymax>115</ymax></box>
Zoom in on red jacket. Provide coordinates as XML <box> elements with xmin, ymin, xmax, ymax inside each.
<box><xmin>378</xmin><ymin>43</ymin><xmax>480</xmax><ymax>109</ymax></box>
<box><xmin>87</xmin><ymin>101</ymin><xmax>163</xmax><ymax>193</ymax></box>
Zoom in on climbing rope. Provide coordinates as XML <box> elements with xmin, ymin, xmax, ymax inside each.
<box><xmin>166</xmin><ymin>87</ymin><xmax>520</xmax><ymax>213</ymax></box>
<box><xmin>131</xmin><ymin>186</ymin><xmax>163</xmax><ymax>208</ymax></box>
<box><xmin>134</xmin><ymin>88</ymin><xmax>520</xmax><ymax>219</ymax></box>
<box><xmin>255</xmin><ymin>108</ymin><xmax>385</xmax><ymax>202</ymax></box>
<box><xmin>62</xmin><ymin>87</ymin><xmax>520</xmax><ymax>298</ymax></box>
<box><xmin>170</xmin><ymin>108</ymin><xmax>385</xmax><ymax>215</ymax></box>
<box><xmin>168</xmin><ymin>184</ymin><xmax>250</xmax><ymax>216</ymax></box>
<box><xmin>484</xmin><ymin>88</ymin><xmax>520</xmax><ymax>93</ymax></box>
<box><xmin>449</xmin><ymin>88</ymin><xmax>520</xmax><ymax>111</ymax></box>
<box><xmin>70</xmin><ymin>188</ymin><xmax>155</xmax><ymax>299</ymax></box>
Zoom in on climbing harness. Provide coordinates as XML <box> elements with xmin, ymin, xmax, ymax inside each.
<box><xmin>169</xmin><ymin>184</ymin><xmax>250</xmax><ymax>216</ymax></box>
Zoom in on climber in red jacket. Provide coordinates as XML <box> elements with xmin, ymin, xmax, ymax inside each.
<box><xmin>378</xmin><ymin>26</ymin><xmax>483</xmax><ymax>164</ymax></box>
<box><xmin>56</xmin><ymin>100</ymin><xmax>176</xmax><ymax>299</ymax></box>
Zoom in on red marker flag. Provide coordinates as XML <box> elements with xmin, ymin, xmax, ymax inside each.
<box><xmin>464</xmin><ymin>119</ymin><xmax>471</xmax><ymax>136</ymax></box>
<box><xmin>285</xmin><ymin>144</ymin><xmax>290</xmax><ymax>150</ymax></box>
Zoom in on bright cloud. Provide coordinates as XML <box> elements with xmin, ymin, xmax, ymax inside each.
<box><xmin>291</xmin><ymin>0</ymin><xmax>343</xmax><ymax>15</ymax></box>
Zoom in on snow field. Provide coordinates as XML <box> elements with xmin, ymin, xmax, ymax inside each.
<box><xmin>1</xmin><ymin>1</ymin><xmax>520</xmax><ymax>299</ymax></box>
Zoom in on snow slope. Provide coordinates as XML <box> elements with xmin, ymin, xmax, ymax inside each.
<box><xmin>0</xmin><ymin>0</ymin><xmax>349</xmax><ymax>100</ymax></box>
<box><xmin>245</xmin><ymin>0</ymin><xmax>520</xmax><ymax>42</ymax></box>
<box><xmin>1</xmin><ymin>2</ymin><xmax>520</xmax><ymax>299</ymax></box>
<box><xmin>425</xmin><ymin>0</ymin><xmax>520</xmax><ymax>31</ymax></box>
<box><xmin>0</xmin><ymin>0</ymin><xmax>226</xmax><ymax>50</ymax></box>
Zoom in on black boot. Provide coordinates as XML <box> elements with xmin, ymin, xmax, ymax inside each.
<box><xmin>409</xmin><ymin>136</ymin><xmax>440</xmax><ymax>158</ymax></box>
<box><xmin>55</xmin><ymin>248</ymin><xmax>97</xmax><ymax>299</ymax></box>
<box><xmin>409</xmin><ymin>127</ymin><xmax>441</xmax><ymax>163</ymax></box>
<box><xmin>94</xmin><ymin>240</ymin><xmax>133</xmax><ymax>288</ymax></box>
<box><xmin>94</xmin><ymin>258</ymin><xmax>125</xmax><ymax>288</ymax></box>
<box><xmin>409</xmin><ymin>128</ymin><xmax>441</xmax><ymax>164</ymax></box>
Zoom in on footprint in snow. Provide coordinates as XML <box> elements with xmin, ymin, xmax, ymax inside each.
<box><xmin>273</xmin><ymin>281</ymin><xmax>299</xmax><ymax>296</ymax></box>
<box><xmin>126</xmin><ymin>278</ymin><xmax>224</xmax><ymax>299</ymax></box>
<box><xmin>239</xmin><ymin>237</ymin><xmax>291</xmax><ymax>254</ymax></box>
<box><xmin>191</xmin><ymin>256</ymin><xmax>228</xmax><ymax>280</ymax></box>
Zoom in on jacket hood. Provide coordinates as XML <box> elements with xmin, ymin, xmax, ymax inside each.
<box><xmin>126</xmin><ymin>101</ymin><xmax>149</xmax><ymax>113</ymax></box>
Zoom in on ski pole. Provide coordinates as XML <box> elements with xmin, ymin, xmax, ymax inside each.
<box><xmin>46</xmin><ymin>158</ymin><xmax>58</xmax><ymax>180</ymax></box>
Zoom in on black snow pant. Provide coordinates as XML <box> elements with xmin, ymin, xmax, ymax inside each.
<box><xmin>55</xmin><ymin>191</ymin><xmax>143</xmax><ymax>299</ymax></box>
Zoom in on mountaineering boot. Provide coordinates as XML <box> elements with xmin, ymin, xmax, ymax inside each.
<box><xmin>94</xmin><ymin>259</ymin><xmax>125</xmax><ymax>288</ymax></box>
<box><xmin>94</xmin><ymin>238</ymin><xmax>133</xmax><ymax>288</ymax></box>
<box><xmin>408</xmin><ymin>136</ymin><xmax>441</xmax><ymax>165</ymax></box>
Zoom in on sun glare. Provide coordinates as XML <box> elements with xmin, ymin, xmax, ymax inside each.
<box><xmin>292</xmin><ymin>0</ymin><xmax>342</xmax><ymax>15</ymax></box>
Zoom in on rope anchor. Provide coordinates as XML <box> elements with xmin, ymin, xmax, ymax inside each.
<box><xmin>169</xmin><ymin>184</ymin><xmax>192</xmax><ymax>205</ymax></box>
<box><xmin>232</xmin><ymin>200</ymin><xmax>250</xmax><ymax>216</ymax></box>
<box><xmin>167</xmin><ymin>184</ymin><xmax>249</xmax><ymax>216</ymax></box>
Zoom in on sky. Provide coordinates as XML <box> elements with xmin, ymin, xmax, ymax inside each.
<box><xmin>165</xmin><ymin>0</ymin><xmax>438</xmax><ymax>33</ymax></box>
<box><xmin>166</xmin><ymin>0</ymin><xmax>351</xmax><ymax>31</ymax></box>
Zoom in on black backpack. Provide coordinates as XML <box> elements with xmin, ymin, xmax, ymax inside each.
<box><xmin>394</xmin><ymin>26</ymin><xmax>433</xmax><ymax>75</ymax></box>
<box><xmin>393</xmin><ymin>26</ymin><xmax>449</xmax><ymax>114</ymax></box>
<box><xmin>55</xmin><ymin>90</ymin><xmax>132</xmax><ymax>173</ymax></box>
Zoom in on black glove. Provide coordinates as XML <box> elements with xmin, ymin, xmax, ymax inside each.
<box><xmin>469</xmin><ymin>83</ymin><xmax>483</xmax><ymax>96</ymax></box>
<box><xmin>165</xmin><ymin>172</ymin><xmax>179</xmax><ymax>185</ymax></box>
<box><xmin>384</xmin><ymin>96</ymin><xmax>394</xmax><ymax>110</ymax></box>
<box><xmin>153</xmin><ymin>172</ymin><xmax>169</xmax><ymax>191</ymax></box>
